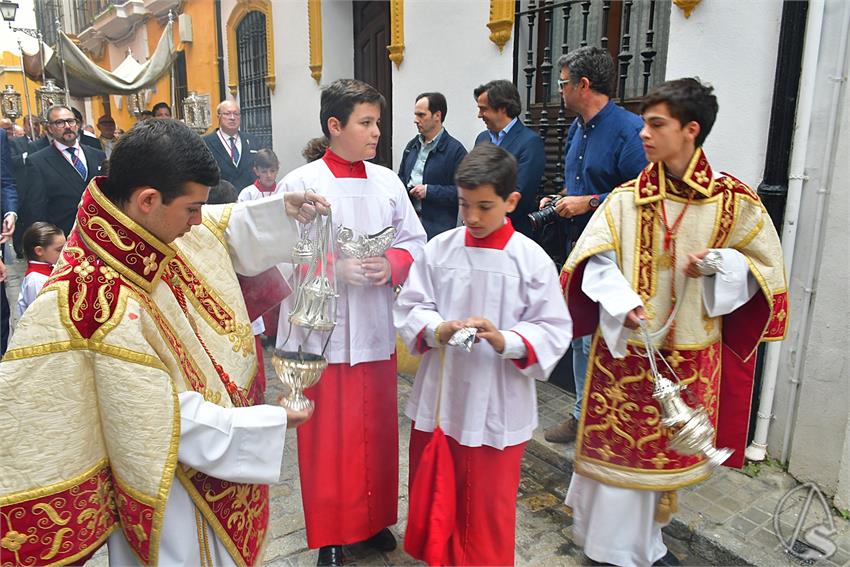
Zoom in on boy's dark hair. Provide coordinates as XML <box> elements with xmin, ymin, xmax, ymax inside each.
<box><xmin>254</xmin><ymin>148</ymin><xmax>279</xmax><ymax>170</ymax></box>
<box><xmin>640</xmin><ymin>78</ymin><xmax>718</xmax><ymax>147</ymax></box>
<box><xmin>207</xmin><ymin>180</ymin><xmax>238</xmax><ymax>205</ymax></box>
<box><xmin>473</xmin><ymin>80</ymin><xmax>522</xmax><ymax>119</ymax></box>
<box><xmin>302</xmin><ymin>137</ymin><xmax>329</xmax><ymax>162</ymax></box>
<box><xmin>455</xmin><ymin>144</ymin><xmax>518</xmax><ymax>200</ymax></box>
<box><xmin>415</xmin><ymin>92</ymin><xmax>448</xmax><ymax>122</ymax></box>
<box><xmin>23</xmin><ymin>221</ymin><xmax>64</xmax><ymax>261</ymax></box>
<box><xmin>557</xmin><ymin>46</ymin><xmax>616</xmax><ymax>98</ymax></box>
<box><xmin>102</xmin><ymin>119</ymin><xmax>220</xmax><ymax>205</ymax></box>
<box><xmin>140</xmin><ymin>110</ymin><xmax>154</xmax><ymax>120</ymax></box>
<box><xmin>320</xmin><ymin>79</ymin><xmax>386</xmax><ymax>138</ymax></box>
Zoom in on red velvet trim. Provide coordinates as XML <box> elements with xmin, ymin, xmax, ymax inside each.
<box><xmin>114</xmin><ymin>479</ymin><xmax>156</xmax><ymax>563</ymax></box>
<box><xmin>415</xmin><ymin>326</ymin><xmax>432</xmax><ymax>354</ymax></box>
<box><xmin>764</xmin><ymin>291</ymin><xmax>788</xmax><ymax>340</ymax></box>
<box><xmin>185</xmin><ymin>471</ymin><xmax>270</xmax><ymax>566</ymax></box>
<box><xmin>0</xmin><ymin>464</ymin><xmax>118</xmax><ymax>566</ymax></box>
<box><xmin>253</xmin><ymin>179</ymin><xmax>276</xmax><ymax>193</ymax></box>
<box><xmin>385</xmin><ymin>247</ymin><xmax>414</xmax><ymax>286</ymax></box>
<box><xmin>723</xmin><ymin>291</ymin><xmax>771</xmax><ymax>361</ymax></box>
<box><xmin>562</xmin><ymin>262</ymin><xmax>599</xmax><ymax>338</ymax></box>
<box><xmin>464</xmin><ymin>218</ymin><xmax>515</xmax><ymax>250</ymax></box>
<box><xmin>322</xmin><ymin>149</ymin><xmax>367</xmax><ymax>179</ymax></box>
<box><xmin>715</xmin><ymin>344</ymin><xmax>757</xmax><ymax>469</ymax></box>
<box><xmin>509</xmin><ymin>330</ymin><xmax>538</xmax><ymax>370</ymax></box>
<box><xmin>24</xmin><ymin>261</ymin><xmax>53</xmax><ymax>277</ymax></box>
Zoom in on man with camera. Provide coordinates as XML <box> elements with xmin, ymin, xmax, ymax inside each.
<box><xmin>540</xmin><ymin>46</ymin><xmax>646</xmax><ymax>444</ymax></box>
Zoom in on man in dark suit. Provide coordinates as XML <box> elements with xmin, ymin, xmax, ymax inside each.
<box><xmin>473</xmin><ymin>80</ymin><xmax>545</xmax><ymax>237</ymax></box>
<box><xmin>398</xmin><ymin>92</ymin><xmax>467</xmax><ymax>240</ymax></box>
<box><xmin>27</xmin><ymin>105</ymin><xmax>106</xmax><ymax>236</ymax></box>
<box><xmin>203</xmin><ymin>100</ymin><xmax>260</xmax><ymax>191</ymax></box>
<box><xmin>1</xmin><ymin>134</ymin><xmax>19</xmax><ymax>354</ymax></box>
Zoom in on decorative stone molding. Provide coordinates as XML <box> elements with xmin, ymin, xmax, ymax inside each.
<box><xmin>673</xmin><ymin>0</ymin><xmax>702</xmax><ymax>19</ymax></box>
<box><xmin>226</xmin><ymin>0</ymin><xmax>276</xmax><ymax>96</ymax></box>
<box><xmin>387</xmin><ymin>0</ymin><xmax>404</xmax><ymax>68</ymax></box>
<box><xmin>487</xmin><ymin>0</ymin><xmax>515</xmax><ymax>52</ymax></box>
<box><xmin>307</xmin><ymin>0</ymin><xmax>322</xmax><ymax>84</ymax></box>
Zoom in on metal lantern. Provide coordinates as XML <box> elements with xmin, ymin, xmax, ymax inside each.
<box><xmin>182</xmin><ymin>91</ymin><xmax>211</xmax><ymax>134</ymax></box>
<box><xmin>1</xmin><ymin>84</ymin><xmax>22</xmax><ymax>121</ymax></box>
<box><xmin>127</xmin><ymin>92</ymin><xmax>144</xmax><ymax>120</ymax></box>
<box><xmin>35</xmin><ymin>78</ymin><xmax>66</xmax><ymax>120</ymax></box>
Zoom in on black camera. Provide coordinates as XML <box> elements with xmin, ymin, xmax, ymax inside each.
<box><xmin>528</xmin><ymin>195</ymin><xmax>562</xmax><ymax>232</ymax></box>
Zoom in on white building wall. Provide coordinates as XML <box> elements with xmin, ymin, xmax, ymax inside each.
<box><xmin>390</xmin><ymin>0</ymin><xmax>514</xmax><ymax>170</ymax></box>
<box><xmin>663</xmin><ymin>0</ymin><xmax>782</xmax><ymax>188</ymax></box>
<box><xmin>0</xmin><ymin>0</ymin><xmax>39</xmax><ymax>55</ymax></box>
<box><xmin>769</xmin><ymin>0</ymin><xmax>850</xmax><ymax>500</ymax></box>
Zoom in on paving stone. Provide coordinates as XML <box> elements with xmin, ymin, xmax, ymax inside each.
<box><xmin>701</xmin><ymin>505</ymin><xmax>735</xmax><ymax>524</ymax></box>
<box><xmin>741</xmin><ymin>506</ymin><xmax>773</xmax><ymax>526</ymax></box>
<box><xmin>728</xmin><ymin>514</ymin><xmax>760</xmax><ymax>536</ymax></box>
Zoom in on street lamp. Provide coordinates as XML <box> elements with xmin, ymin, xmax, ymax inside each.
<box><xmin>1</xmin><ymin>0</ymin><xmax>45</xmax><ymax>138</ymax></box>
<box><xmin>0</xmin><ymin>0</ymin><xmax>18</xmax><ymax>22</ymax></box>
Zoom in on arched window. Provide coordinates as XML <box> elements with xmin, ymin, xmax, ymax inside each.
<box><xmin>236</xmin><ymin>10</ymin><xmax>272</xmax><ymax>149</ymax></box>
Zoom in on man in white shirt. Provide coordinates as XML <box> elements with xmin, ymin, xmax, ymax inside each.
<box><xmin>203</xmin><ymin>100</ymin><xmax>260</xmax><ymax>190</ymax></box>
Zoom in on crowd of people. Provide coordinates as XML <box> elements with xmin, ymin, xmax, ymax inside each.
<box><xmin>0</xmin><ymin>45</ymin><xmax>788</xmax><ymax>567</ymax></box>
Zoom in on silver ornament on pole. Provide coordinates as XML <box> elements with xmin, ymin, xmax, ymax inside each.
<box><xmin>182</xmin><ymin>91</ymin><xmax>211</xmax><ymax>134</ymax></box>
<box><xmin>639</xmin><ymin>321</ymin><xmax>733</xmax><ymax>468</ymax></box>
<box><xmin>35</xmin><ymin>78</ymin><xmax>65</xmax><ymax>120</ymax></box>
<box><xmin>1</xmin><ymin>84</ymin><xmax>21</xmax><ymax>121</ymax></box>
<box><xmin>273</xmin><ymin>202</ymin><xmax>338</xmax><ymax>411</ymax></box>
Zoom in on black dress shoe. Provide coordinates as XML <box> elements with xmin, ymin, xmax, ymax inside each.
<box><xmin>653</xmin><ymin>550</ymin><xmax>682</xmax><ymax>566</ymax></box>
<box><xmin>317</xmin><ymin>545</ymin><xmax>344</xmax><ymax>566</ymax></box>
<box><xmin>363</xmin><ymin>528</ymin><xmax>397</xmax><ymax>552</ymax></box>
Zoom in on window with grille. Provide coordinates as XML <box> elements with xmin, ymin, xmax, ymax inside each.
<box><xmin>236</xmin><ymin>11</ymin><xmax>272</xmax><ymax>150</ymax></box>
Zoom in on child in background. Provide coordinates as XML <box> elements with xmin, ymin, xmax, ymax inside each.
<box><xmin>238</xmin><ymin>149</ymin><xmax>280</xmax><ymax>201</ymax></box>
<box><xmin>17</xmin><ymin>222</ymin><xmax>65</xmax><ymax>317</ymax></box>
<box><xmin>394</xmin><ymin>144</ymin><xmax>572</xmax><ymax>566</ymax></box>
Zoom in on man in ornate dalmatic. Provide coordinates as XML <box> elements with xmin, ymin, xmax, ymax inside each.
<box><xmin>0</xmin><ymin>119</ymin><xmax>326</xmax><ymax>566</ymax></box>
<box><xmin>560</xmin><ymin>78</ymin><xmax>788</xmax><ymax>567</ymax></box>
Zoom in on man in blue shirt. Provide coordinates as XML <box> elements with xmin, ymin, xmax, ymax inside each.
<box><xmin>399</xmin><ymin>92</ymin><xmax>467</xmax><ymax>240</ymax></box>
<box><xmin>473</xmin><ymin>80</ymin><xmax>545</xmax><ymax>237</ymax></box>
<box><xmin>542</xmin><ymin>46</ymin><xmax>647</xmax><ymax>444</ymax></box>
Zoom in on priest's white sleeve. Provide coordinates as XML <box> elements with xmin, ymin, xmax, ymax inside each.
<box><xmin>583</xmin><ymin>251</ymin><xmax>642</xmax><ymax>359</ymax></box>
<box><xmin>177</xmin><ymin>391</ymin><xmax>287</xmax><ymax>484</ymax></box>
<box><xmin>507</xmin><ymin>257</ymin><xmax>573</xmax><ymax>381</ymax></box>
<box><xmin>701</xmin><ymin>248</ymin><xmax>759</xmax><ymax>317</ymax></box>
<box><xmin>224</xmin><ymin>196</ymin><xmax>299</xmax><ymax>276</ymax></box>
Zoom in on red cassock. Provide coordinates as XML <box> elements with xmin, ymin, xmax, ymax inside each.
<box><xmin>297</xmin><ymin>357</ymin><xmax>400</xmax><ymax>548</ymax></box>
<box><xmin>407</xmin><ymin>426</ymin><xmax>526</xmax><ymax>566</ymax></box>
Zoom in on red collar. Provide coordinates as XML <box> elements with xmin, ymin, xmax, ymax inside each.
<box><xmin>322</xmin><ymin>149</ymin><xmax>367</xmax><ymax>179</ymax></box>
<box><xmin>25</xmin><ymin>261</ymin><xmax>53</xmax><ymax>277</ymax></box>
<box><xmin>464</xmin><ymin>219</ymin><xmax>515</xmax><ymax>250</ymax></box>
<box><xmin>253</xmin><ymin>179</ymin><xmax>276</xmax><ymax>193</ymax></box>
<box><xmin>75</xmin><ymin>177</ymin><xmax>176</xmax><ymax>292</ymax></box>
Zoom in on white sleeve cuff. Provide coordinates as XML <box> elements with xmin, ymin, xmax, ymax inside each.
<box><xmin>499</xmin><ymin>330</ymin><xmax>528</xmax><ymax>359</ymax></box>
<box><xmin>425</xmin><ymin>320</ymin><xmax>443</xmax><ymax>348</ymax></box>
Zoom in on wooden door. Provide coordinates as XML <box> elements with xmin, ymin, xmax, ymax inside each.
<box><xmin>353</xmin><ymin>0</ymin><xmax>392</xmax><ymax>167</ymax></box>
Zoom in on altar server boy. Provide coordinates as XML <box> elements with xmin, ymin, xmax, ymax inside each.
<box><xmin>394</xmin><ymin>144</ymin><xmax>573</xmax><ymax>566</ymax></box>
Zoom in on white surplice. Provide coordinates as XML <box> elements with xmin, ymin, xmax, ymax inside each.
<box><xmin>275</xmin><ymin>158</ymin><xmax>426</xmax><ymax>365</ymax></box>
<box><xmin>394</xmin><ymin>226</ymin><xmax>573</xmax><ymax>449</ymax></box>
<box><xmin>107</xmin><ymin>393</ymin><xmax>287</xmax><ymax>566</ymax></box>
<box><xmin>566</xmin><ymin>248</ymin><xmax>757</xmax><ymax>567</ymax></box>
